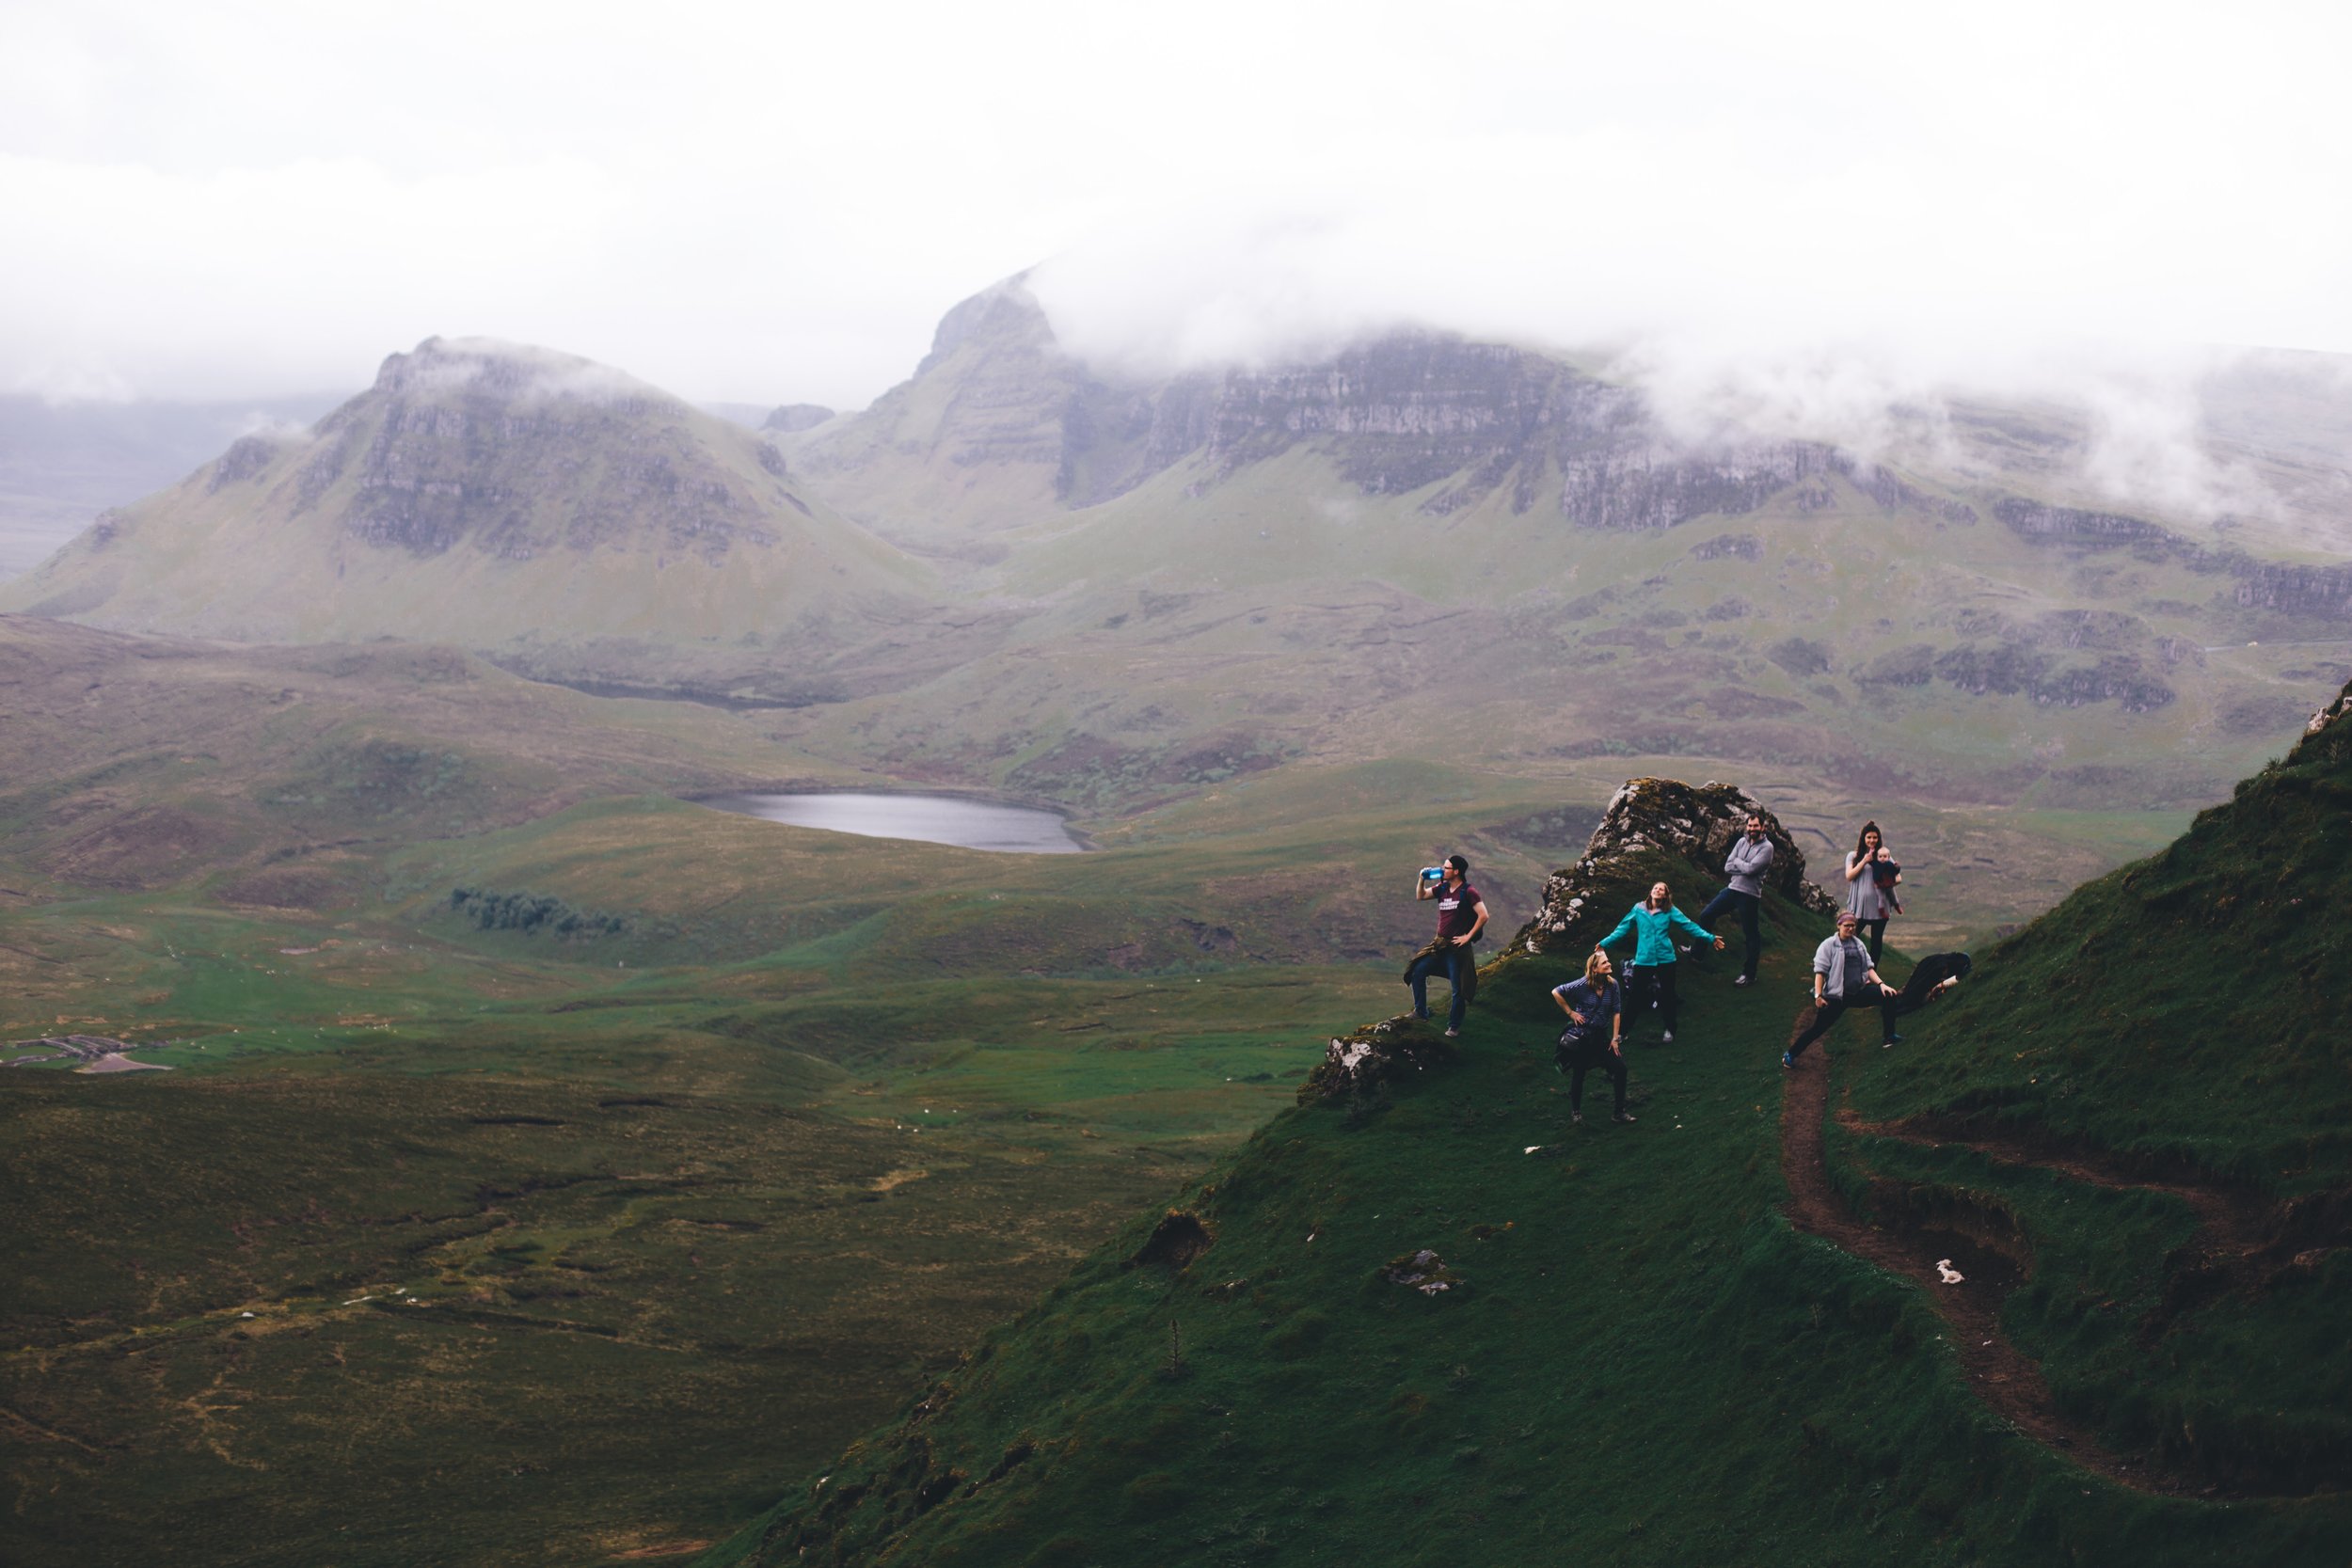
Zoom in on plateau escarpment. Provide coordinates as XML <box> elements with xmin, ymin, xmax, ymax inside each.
<box><xmin>772</xmin><ymin>278</ymin><xmax>2344</xmax><ymax>817</ymax></box>
<box><xmin>789</xmin><ymin>282</ymin><xmax>1859</xmax><ymax>536</ymax></box>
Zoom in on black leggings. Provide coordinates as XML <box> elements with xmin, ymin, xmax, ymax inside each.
<box><xmin>1787</xmin><ymin>989</ymin><xmax>1899</xmax><ymax>1058</ymax></box>
<box><xmin>1567</xmin><ymin>1051</ymin><xmax>1628</xmax><ymax>1114</ymax></box>
<box><xmin>1697</xmin><ymin>888</ymin><xmax>1761</xmax><ymax>980</ymax></box>
<box><xmin>1628</xmin><ymin>963</ymin><xmax>1678</xmax><ymax>1032</ymax></box>
<box><xmin>1861</xmin><ymin>917</ymin><xmax>1888</xmax><ymax>960</ymax></box>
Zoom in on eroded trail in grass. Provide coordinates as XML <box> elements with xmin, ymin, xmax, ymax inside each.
<box><xmin>1776</xmin><ymin>1051</ymin><xmax>2201</xmax><ymax>1497</ymax></box>
<box><xmin>1839</xmin><ymin>1108</ymin><xmax>2268</xmax><ymax>1246</ymax></box>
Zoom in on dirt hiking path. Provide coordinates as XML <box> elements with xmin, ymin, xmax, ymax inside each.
<box><xmin>1778</xmin><ymin>1049</ymin><xmax>2226</xmax><ymax>1498</ymax></box>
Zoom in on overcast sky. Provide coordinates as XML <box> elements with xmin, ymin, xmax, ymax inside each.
<box><xmin>4</xmin><ymin>0</ymin><xmax>2349</xmax><ymax>411</ymax></box>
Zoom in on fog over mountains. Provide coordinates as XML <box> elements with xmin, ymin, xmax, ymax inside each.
<box><xmin>5</xmin><ymin>274</ymin><xmax>2348</xmax><ymax>837</ymax></box>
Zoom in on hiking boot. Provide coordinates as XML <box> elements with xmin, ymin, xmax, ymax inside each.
<box><xmin>1570</xmin><ymin>1111</ymin><xmax>1583</xmax><ymax>1124</ymax></box>
<box><xmin>1443</xmin><ymin>1026</ymin><xmax>1459</xmax><ymax>1038</ymax></box>
<box><xmin>1412</xmin><ymin>1008</ymin><xmax>1432</xmax><ymax>1021</ymax></box>
<box><xmin>1883</xmin><ymin>1033</ymin><xmax>1902</xmax><ymax>1048</ymax></box>
<box><xmin>1733</xmin><ymin>974</ymin><xmax>1751</xmax><ymax>987</ymax></box>
<box><xmin>1612</xmin><ymin>1111</ymin><xmax>1636</xmax><ymax>1124</ymax></box>
<box><xmin>1661</xmin><ymin>1031</ymin><xmax>1675</xmax><ymax>1044</ymax></box>
<box><xmin>1781</xmin><ymin>1052</ymin><xmax>1794</xmax><ymax>1069</ymax></box>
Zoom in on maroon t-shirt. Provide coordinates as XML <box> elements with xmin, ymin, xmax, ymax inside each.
<box><xmin>1434</xmin><ymin>880</ymin><xmax>1482</xmax><ymax>942</ymax></box>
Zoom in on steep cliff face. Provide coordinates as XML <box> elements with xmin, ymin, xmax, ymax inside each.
<box><xmin>278</xmin><ymin>339</ymin><xmax>771</xmax><ymax>561</ymax></box>
<box><xmin>791</xmin><ymin>280</ymin><xmax>1851</xmax><ymax>537</ymax></box>
<box><xmin>792</xmin><ymin>281</ymin><xmax>2352</xmax><ymax>632</ymax></box>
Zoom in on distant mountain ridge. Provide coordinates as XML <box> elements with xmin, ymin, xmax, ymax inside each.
<box><xmin>787</xmin><ymin>281</ymin><xmax>1858</xmax><ymax>536</ymax></box>
<box><xmin>8</xmin><ymin>285</ymin><xmax>2352</xmax><ymax>824</ymax></box>
<box><xmin>0</xmin><ymin>338</ymin><xmax>936</xmax><ymax>697</ymax></box>
<box><xmin>788</xmin><ymin>278</ymin><xmax>2352</xmax><ymax>556</ymax></box>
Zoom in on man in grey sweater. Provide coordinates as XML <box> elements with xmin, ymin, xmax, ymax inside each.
<box><xmin>1697</xmin><ymin>813</ymin><xmax>1775</xmax><ymax>986</ymax></box>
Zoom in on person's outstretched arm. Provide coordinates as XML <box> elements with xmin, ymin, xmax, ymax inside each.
<box><xmin>1597</xmin><ymin>907</ymin><xmax>1637</xmax><ymax>950</ymax></box>
<box><xmin>1668</xmin><ymin>907</ymin><xmax>1716</xmax><ymax>945</ymax></box>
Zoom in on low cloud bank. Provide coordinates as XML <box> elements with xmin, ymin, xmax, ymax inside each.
<box><xmin>1025</xmin><ymin>159</ymin><xmax>2352</xmax><ymax>530</ymax></box>
<box><xmin>383</xmin><ymin>338</ymin><xmax>678</xmax><ymax>409</ymax></box>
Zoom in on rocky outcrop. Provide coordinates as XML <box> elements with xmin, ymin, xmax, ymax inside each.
<box><xmin>1992</xmin><ymin>499</ymin><xmax>2352</xmax><ymax>623</ymax></box>
<box><xmin>1690</xmin><ymin>532</ymin><xmax>1762</xmax><ymax>561</ymax></box>
<box><xmin>2307</xmin><ymin>680</ymin><xmax>2352</xmax><ymax>736</ymax></box>
<box><xmin>1299</xmin><ymin>777</ymin><xmax>1832</xmax><ymax>1103</ymax></box>
<box><xmin>1841</xmin><ymin>460</ymin><xmax>1978</xmax><ymax>524</ymax></box>
<box><xmin>1993</xmin><ymin>499</ymin><xmax>2180</xmax><ymax>552</ymax></box>
<box><xmin>1850</xmin><ymin>610</ymin><xmax>2181</xmax><ymax>711</ymax></box>
<box><xmin>1931</xmin><ymin>645</ymin><xmax>2175</xmax><ymax>711</ymax></box>
<box><xmin>1559</xmin><ymin>437</ymin><xmax>1834</xmax><ymax>530</ymax></box>
<box><xmin>1509</xmin><ymin>778</ymin><xmax>1835</xmax><ymax>958</ymax></box>
<box><xmin>2233</xmin><ymin>561</ymin><xmax>2352</xmax><ymax>618</ymax></box>
<box><xmin>207</xmin><ymin>435</ymin><xmax>280</xmax><ymax>493</ymax></box>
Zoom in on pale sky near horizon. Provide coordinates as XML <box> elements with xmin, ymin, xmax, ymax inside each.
<box><xmin>4</xmin><ymin>0</ymin><xmax>2349</xmax><ymax>412</ymax></box>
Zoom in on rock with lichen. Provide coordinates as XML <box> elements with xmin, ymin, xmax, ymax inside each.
<box><xmin>1505</xmin><ymin>778</ymin><xmax>1835</xmax><ymax>960</ymax></box>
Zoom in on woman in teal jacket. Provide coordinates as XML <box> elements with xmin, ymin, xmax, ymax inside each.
<box><xmin>1597</xmin><ymin>880</ymin><xmax>1724</xmax><ymax>1042</ymax></box>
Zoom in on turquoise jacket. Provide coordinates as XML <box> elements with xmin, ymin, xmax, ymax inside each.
<box><xmin>1597</xmin><ymin>901</ymin><xmax>1716</xmax><ymax>966</ymax></box>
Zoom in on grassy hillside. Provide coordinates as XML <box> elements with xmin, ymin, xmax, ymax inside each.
<box><xmin>0</xmin><ymin>621</ymin><xmax>1613</xmax><ymax>1568</ymax></box>
<box><xmin>1847</xmin><ymin>688</ymin><xmax>2352</xmax><ymax>1186</ymax></box>
<box><xmin>2</xmin><ymin>618</ymin><xmax>2337</xmax><ymax>1564</ymax></box>
<box><xmin>711</xmin><ymin>703</ymin><xmax>2352</xmax><ymax>1566</ymax></box>
<box><xmin>1819</xmin><ymin>683</ymin><xmax>2352</xmax><ymax>1492</ymax></box>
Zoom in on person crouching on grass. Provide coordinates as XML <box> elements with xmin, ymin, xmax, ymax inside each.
<box><xmin>1552</xmin><ymin>949</ymin><xmax>1632</xmax><ymax>1124</ymax></box>
<box><xmin>1597</xmin><ymin>879</ymin><xmax>1724</xmax><ymax>1043</ymax></box>
<box><xmin>1782</xmin><ymin>910</ymin><xmax>1900</xmax><ymax>1067</ymax></box>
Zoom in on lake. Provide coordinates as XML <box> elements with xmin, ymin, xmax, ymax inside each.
<box><xmin>696</xmin><ymin>792</ymin><xmax>1087</xmax><ymax>854</ymax></box>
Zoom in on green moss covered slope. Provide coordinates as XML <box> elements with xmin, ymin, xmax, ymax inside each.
<box><xmin>705</xmin><ymin>705</ymin><xmax>2352</xmax><ymax>1566</ymax></box>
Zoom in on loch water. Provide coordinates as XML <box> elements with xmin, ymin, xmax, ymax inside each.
<box><xmin>696</xmin><ymin>792</ymin><xmax>1086</xmax><ymax>854</ymax></box>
